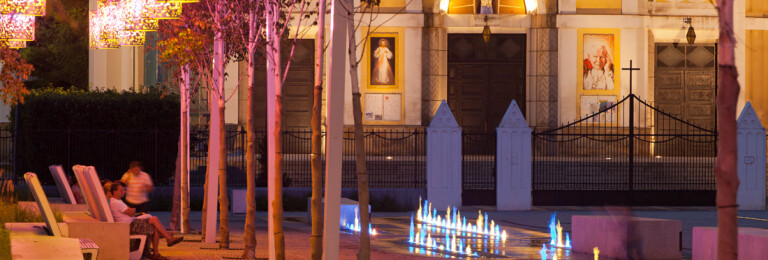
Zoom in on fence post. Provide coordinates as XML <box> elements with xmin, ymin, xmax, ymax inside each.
<box><xmin>736</xmin><ymin>102</ymin><xmax>766</xmax><ymax>210</ymax></box>
<box><xmin>427</xmin><ymin>100</ymin><xmax>462</xmax><ymax>209</ymax></box>
<box><xmin>496</xmin><ymin>100</ymin><xmax>532</xmax><ymax>210</ymax></box>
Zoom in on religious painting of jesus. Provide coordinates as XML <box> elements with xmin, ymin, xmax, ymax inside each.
<box><xmin>583</xmin><ymin>34</ymin><xmax>615</xmax><ymax>90</ymax></box>
<box><xmin>370</xmin><ymin>36</ymin><xmax>396</xmax><ymax>86</ymax></box>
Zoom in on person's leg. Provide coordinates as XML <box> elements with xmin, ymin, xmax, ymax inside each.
<box><xmin>136</xmin><ymin>201</ymin><xmax>150</xmax><ymax>213</ymax></box>
<box><xmin>152</xmin><ymin>230</ymin><xmax>160</xmax><ymax>256</ymax></box>
<box><xmin>148</xmin><ymin>216</ymin><xmax>173</xmax><ymax>239</ymax></box>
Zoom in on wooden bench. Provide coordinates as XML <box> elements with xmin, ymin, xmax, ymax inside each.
<box><xmin>572</xmin><ymin>215</ymin><xmax>682</xmax><ymax>259</ymax></box>
<box><xmin>693</xmin><ymin>227</ymin><xmax>768</xmax><ymax>259</ymax></box>
<box><xmin>5</xmin><ymin>172</ymin><xmax>99</xmax><ymax>260</ymax></box>
<box><xmin>63</xmin><ymin>165</ymin><xmax>147</xmax><ymax>260</ymax></box>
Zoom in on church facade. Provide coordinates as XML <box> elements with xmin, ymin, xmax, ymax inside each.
<box><xmin>88</xmin><ymin>0</ymin><xmax>768</xmax><ymax>132</ymax></box>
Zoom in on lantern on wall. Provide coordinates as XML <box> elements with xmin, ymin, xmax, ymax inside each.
<box><xmin>684</xmin><ymin>17</ymin><xmax>696</xmax><ymax>44</ymax></box>
<box><xmin>482</xmin><ymin>16</ymin><xmax>491</xmax><ymax>44</ymax></box>
<box><xmin>0</xmin><ymin>14</ymin><xmax>34</xmax><ymax>41</ymax></box>
<box><xmin>0</xmin><ymin>0</ymin><xmax>46</xmax><ymax>16</ymax></box>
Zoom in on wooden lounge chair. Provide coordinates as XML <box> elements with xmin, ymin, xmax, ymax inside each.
<box><xmin>4</xmin><ymin>172</ymin><xmax>99</xmax><ymax>260</ymax></box>
<box><xmin>71</xmin><ymin>165</ymin><xmax>147</xmax><ymax>260</ymax></box>
<box><xmin>49</xmin><ymin>164</ymin><xmax>78</xmax><ymax>204</ymax></box>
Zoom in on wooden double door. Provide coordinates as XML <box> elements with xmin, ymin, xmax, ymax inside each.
<box><xmin>655</xmin><ymin>44</ymin><xmax>717</xmax><ymax>130</ymax></box>
<box><xmin>447</xmin><ymin>34</ymin><xmax>527</xmax><ymax>132</ymax></box>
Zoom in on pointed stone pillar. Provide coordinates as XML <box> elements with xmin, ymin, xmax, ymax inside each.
<box><xmin>427</xmin><ymin>100</ymin><xmax>461</xmax><ymax>209</ymax></box>
<box><xmin>496</xmin><ymin>100</ymin><xmax>532</xmax><ymax>211</ymax></box>
<box><xmin>737</xmin><ymin>102</ymin><xmax>766</xmax><ymax>210</ymax></box>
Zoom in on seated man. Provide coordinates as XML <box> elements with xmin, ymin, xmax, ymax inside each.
<box><xmin>108</xmin><ymin>181</ymin><xmax>182</xmax><ymax>260</ymax></box>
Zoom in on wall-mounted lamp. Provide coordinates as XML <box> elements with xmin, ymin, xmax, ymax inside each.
<box><xmin>482</xmin><ymin>16</ymin><xmax>491</xmax><ymax>44</ymax></box>
<box><xmin>439</xmin><ymin>0</ymin><xmax>449</xmax><ymax>14</ymax></box>
<box><xmin>524</xmin><ymin>0</ymin><xmax>538</xmax><ymax>14</ymax></box>
<box><xmin>684</xmin><ymin>17</ymin><xmax>696</xmax><ymax>44</ymax></box>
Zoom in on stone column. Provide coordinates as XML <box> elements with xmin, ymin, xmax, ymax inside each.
<box><xmin>421</xmin><ymin>12</ymin><xmax>447</xmax><ymax>125</ymax></box>
<box><xmin>737</xmin><ymin>102</ymin><xmax>766</xmax><ymax>210</ymax></box>
<box><xmin>427</xmin><ymin>100</ymin><xmax>461</xmax><ymax>209</ymax></box>
<box><xmin>528</xmin><ymin>1</ymin><xmax>559</xmax><ymax>129</ymax></box>
<box><xmin>496</xmin><ymin>100</ymin><xmax>532</xmax><ymax>210</ymax></box>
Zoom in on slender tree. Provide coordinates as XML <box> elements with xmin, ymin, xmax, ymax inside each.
<box><xmin>715</xmin><ymin>0</ymin><xmax>739</xmax><ymax>259</ymax></box>
<box><xmin>310</xmin><ymin>0</ymin><xmax>327</xmax><ymax>258</ymax></box>
<box><xmin>343</xmin><ymin>0</ymin><xmax>409</xmax><ymax>258</ymax></box>
<box><xmin>244</xmin><ymin>0</ymin><xmax>266</xmax><ymax>258</ymax></box>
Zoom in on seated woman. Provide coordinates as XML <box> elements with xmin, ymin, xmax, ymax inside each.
<box><xmin>108</xmin><ymin>181</ymin><xmax>182</xmax><ymax>260</ymax></box>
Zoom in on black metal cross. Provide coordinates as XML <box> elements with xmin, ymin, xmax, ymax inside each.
<box><xmin>622</xmin><ymin>60</ymin><xmax>641</xmax><ymax>95</ymax></box>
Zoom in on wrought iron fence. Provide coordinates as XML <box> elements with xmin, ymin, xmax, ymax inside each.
<box><xmin>8</xmin><ymin>129</ymin><xmax>179</xmax><ymax>186</ymax></box>
<box><xmin>189</xmin><ymin>128</ymin><xmax>427</xmax><ymax>188</ymax></box>
<box><xmin>532</xmin><ymin>94</ymin><xmax>718</xmax><ymax>206</ymax></box>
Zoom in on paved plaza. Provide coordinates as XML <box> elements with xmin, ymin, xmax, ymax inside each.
<box><xmin>149</xmin><ymin>207</ymin><xmax>768</xmax><ymax>259</ymax></box>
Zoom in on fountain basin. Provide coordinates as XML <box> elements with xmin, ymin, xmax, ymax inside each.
<box><xmin>572</xmin><ymin>215</ymin><xmax>681</xmax><ymax>259</ymax></box>
<box><xmin>693</xmin><ymin>227</ymin><xmax>768</xmax><ymax>260</ymax></box>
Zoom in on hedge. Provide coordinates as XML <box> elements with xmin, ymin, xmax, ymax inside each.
<box><xmin>11</xmin><ymin>88</ymin><xmax>180</xmax><ymax>185</ymax></box>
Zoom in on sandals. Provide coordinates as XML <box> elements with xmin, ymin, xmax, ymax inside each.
<box><xmin>148</xmin><ymin>254</ymin><xmax>169</xmax><ymax>260</ymax></box>
<box><xmin>166</xmin><ymin>236</ymin><xmax>184</xmax><ymax>247</ymax></box>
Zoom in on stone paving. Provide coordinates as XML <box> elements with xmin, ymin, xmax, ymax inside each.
<box><xmin>147</xmin><ymin>207</ymin><xmax>768</xmax><ymax>260</ymax></box>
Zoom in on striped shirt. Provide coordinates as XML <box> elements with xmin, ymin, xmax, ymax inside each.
<box><xmin>120</xmin><ymin>171</ymin><xmax>153</xmax><ymax>204</ymax></box>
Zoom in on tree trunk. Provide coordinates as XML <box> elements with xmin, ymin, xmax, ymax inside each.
<box><xmin>243</xmin><ymin>5</ymin><xmax>258</xmax><ymax>258</ymax></box>
<box><xmin>214</xmin><ymin>32</ymin><xmax>230</xmax><ymax>249</ymax></box>
<box><xmin>267</xmin><ymin>1</ymin><xmax>286</xmax><ymax>258</ymax></box>
<box><xmin>170</xmin><ymin>145</ymin><xmax>181</xmax><ymax>230</ymax></box>
<box><xmin>201</xmin><ymin>86</ymin><xmax>212</xmax><ymax>240</ymax></box>
<box><xmin>346</xmin><ymin>1</ymin><xmax>370</xmax><ymax>258</ymax></box>
<box><xmin>181</xmin><ymin>65</ymin><xmax>191</xmax><ymax>234</ymax></box>
<box><xmin>310</xmin><ymin>0</ymin><xmax>326</xmax><ymax>259</ymax></box>
<box><xmin>716</xmin><ymin>0</ymin><xmax>740</xmax><ymax>259</ymax></box>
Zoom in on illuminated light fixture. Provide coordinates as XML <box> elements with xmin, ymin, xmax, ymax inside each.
<box><xmin>439</xmin><ymin>0</ymin><xmax>449</xmax><ymax>14</ymax></box>
<box><xmin>1</xmin><ymin>40</ymin><xmax>25</xmax><ymax>48</ymax></box>
<box><xmin>89</xmin><ymin>10</ymin><xmax>119</xmax><ymax>49</ymax></box>
<box><xmin>0</xmin><ymin>14</ymin><xmax>34</xmax><ymax>41</ymax></box>
<box><xmin>0</xmin><ymin>0</ymin><xmax>46</xmax><ymax>16</ymax></box>
<box><xmin>523</xmin><ymin>0</ymin><xmax>537</xmax><ymax>14</ymax></box>
<box><xmin>118</xmin><ymin>30</ymin><xmax>145</xmax><ymax>46</ymax></box>
<box><xmin>684</xmin><ymin>17</ymin><xmax>696</xmax><ymax>44</ymax></box>
<box><xmin>160</xmin><ymin>0</ymin><xmax>198</xmax><ymax>3</ymax></box>
<box><xmin>482</xmin><ymin>16</ymin><xmax>491</xmax><ymax>44</ymax></box>
<box><xmin>122</xmin><ymin>0</ymin><xmax>159</xmax><ymax>31</ymax></box>
<box><xmin>142</xmin><ymin>0</ymin><xmax>182</xmax><ymax>19</ymax></box>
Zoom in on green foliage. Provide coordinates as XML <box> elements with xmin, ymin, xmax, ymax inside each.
<box><xmin>20</xmin><ymin>3</ymin><xmax>89</xmax><ymax>91</ymax></box>
<box><xmin>11</xmin><ymin>88</ymin><xmax>180</xmax><ymax>183</ymax></box>
<box><xmin>14</xmin><ymin>87</ymin><xmax>179</xmax><ymax>130</ymax></box>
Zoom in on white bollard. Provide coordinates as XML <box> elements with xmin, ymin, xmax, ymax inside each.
<box><xmin>427</xmin><ymin>100</ymin><xmax>462</xmax><ymax>209</ymax></box>
<box><xmin>737</xmin><ymin>102</ymin><xmax>766</xmax><ymax>210</ymax></box>
<box><xmin>496</xmin><ymin>100</ymin><xmax>532</xmax><ymax>210</ymax></box>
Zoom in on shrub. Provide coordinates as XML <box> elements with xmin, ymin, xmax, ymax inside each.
<box><xmin>12</xmin><ymin>87</ymin><xmax>180</xmax><ymax>184</ymax></box>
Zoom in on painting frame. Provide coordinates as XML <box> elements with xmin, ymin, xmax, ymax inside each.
<box><xmin>577</xmin><ymin>28</ymin><xmax>621</xmax><ymax>122</ymax></box>
<box><xmin>362</xmin><ymin>29</ymin><xmax>405</xmax><ymax>125</ymax></box>
<box><xmin>580</xmin><ymin>95</ymin><xmax>618</xmax><ymax>123</ymax></box>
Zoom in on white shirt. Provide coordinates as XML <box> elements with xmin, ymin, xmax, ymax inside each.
<box><xmin>121</xmin><ymin>171</ymin><xmax>153</xmax><ymax>204</ymax></box>
<box><xmin>109</xmin><ymin>198</ymin><xmax>135</xmax><ymax>223</ymax></box>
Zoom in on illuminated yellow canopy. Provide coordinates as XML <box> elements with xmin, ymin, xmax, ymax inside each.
<box><xmin>0</xmin><ymin>0</ymin><xmax>45</xmax><ymax>16</ymax></box>
<box><xmin>0</xmin><ymin>14</ymin><xmax>34</xmax><ymax>41</ymax></box>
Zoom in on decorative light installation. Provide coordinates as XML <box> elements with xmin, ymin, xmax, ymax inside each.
<box><xmin>118</xmin><ymin>30</ymin><xmax>145</xmax><ymax>46</ymax></box>
<box><xmin>160</xmin><ymin>0</ymin><xmax>198</xmax><ymax>3</ymax></box>
<box><xmin>416</xmin><ymin>197</ymin><xmax>507</xmax><ymax>240</ymax></box>
<box><xmin>142</xmin><ymin>0</ymin><xmax>182</xmax><ymax>20</ymax></box>
<box><xmin>89</xmin><ymin>10</ymin><xmax>118</xmax><ymax>49</ymax></box>
<box><xmin>1</xmin><ymin>40</ymin><xmax>25</xmax><ymax>48</ymax></box>
<box><xmin>0</xmin><ymin>0</ymin><xmax>45</xmax><ymax>16</ymax></box>
<box><xmin>122</xmin><ymin>0</ymin><xmax>159</xmax><ymax>31</ymax></box>
<box><xmin>0</xmin><ymin>14</ymin><xmax>34</xmax><ymax>41</ymax></box>
<box><xmin>408</xmin><ymin>214</ymin><xmax>477</xmax><ymax>257</ymax></box>
<box><xmin>341</xmin><ymin>208</ymin><xmax>378</xmax><ymax>236</ymax></box>
<box><xmin>548</xmin><ymin>212</ymin><xmax>571</xmax><ymax>249</ymax></box>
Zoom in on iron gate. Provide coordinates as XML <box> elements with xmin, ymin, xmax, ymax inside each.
<box><xmin>532</xmin><ymin>94</ymin><xmax>717</xmax><ymax>206</ymax></box>
<box><xmin>462</xmin><ymin>131</ymin><xmax>497</xmax><ymax>206</ymax></box>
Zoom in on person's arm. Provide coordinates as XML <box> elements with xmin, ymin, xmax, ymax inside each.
<box><xmin>123</xmin><ymin>207</ymin><xmax>136</xmax><ymax>216</ymax></box>
<box><xmin>144</xmin><ymin>173</ymin><xmax>154</xmax><ymax>193</ymax></box>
